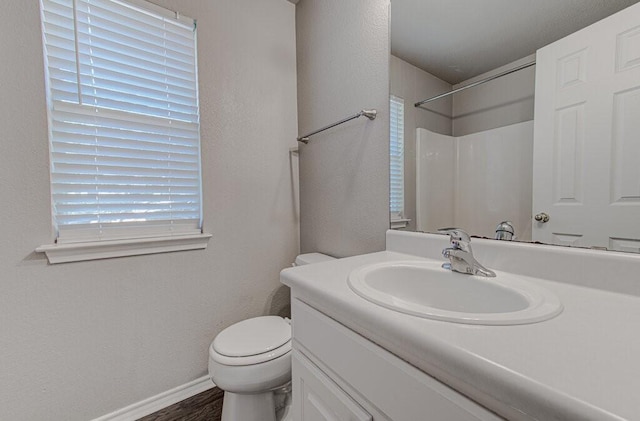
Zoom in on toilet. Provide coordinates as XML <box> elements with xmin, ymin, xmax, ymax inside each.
<box><xmin>208</xmin><ymin>253</ymin><xmax>336</xmax><ymax>421</ymax></box>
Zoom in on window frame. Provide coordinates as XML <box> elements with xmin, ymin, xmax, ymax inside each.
<box><xmin>37</xmin><ymin>0</ymin><xmax>210</xmax><ymax>263</ymax></box>
<box><xmin>390</xmin><ymin>95</ymin><xmax>409</xmax><ymax>229</ymax></box>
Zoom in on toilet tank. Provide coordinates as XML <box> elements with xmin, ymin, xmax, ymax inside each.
<box><xmin>294</xmin><ymin>253</ymin><xmax>335</xmax><ymax>266</ymax></box>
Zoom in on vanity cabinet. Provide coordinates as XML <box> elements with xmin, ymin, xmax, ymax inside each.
<box><xmin>292</xmin><ymin>350</ymin><xmax>373</xmax><ymax>420</ymax></box>
<box><xmin>291</xmin><ymin>299</ymin><xmax>503</xmax><ymax>421</ymax></box>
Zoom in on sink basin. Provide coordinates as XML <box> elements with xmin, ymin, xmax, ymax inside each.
<box><xmin>348</xmin><ymin>261</ymin><xmax>562</xmax><ymax>325</ymax></box>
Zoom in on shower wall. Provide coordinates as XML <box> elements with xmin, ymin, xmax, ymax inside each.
<box><xmin>416</xmin><ymin>121</ymin><xmax>534</xmax><ymax>241</ymax></box>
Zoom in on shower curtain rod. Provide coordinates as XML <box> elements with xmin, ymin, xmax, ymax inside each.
<box><xmin>414</xmin><ymin>60</ymin><xmax>536</xmax><ymax>109</ymax></box>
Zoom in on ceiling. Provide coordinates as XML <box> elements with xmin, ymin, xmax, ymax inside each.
<box><xmin>391</xmin><ymin>0</ymin><xmax>640</xmax><ymax>84</ymax></box>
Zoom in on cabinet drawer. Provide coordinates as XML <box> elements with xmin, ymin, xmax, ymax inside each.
<box><xmin>292</xmin><ymin>299</ymin><xmax>503</xmax><ymax>421</ymax></box>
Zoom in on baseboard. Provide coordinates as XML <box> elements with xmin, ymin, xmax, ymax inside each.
<box><xmin>92</xmin><ymin>375</ymin><xmax>216</xmax><ymax>421</ymax></box>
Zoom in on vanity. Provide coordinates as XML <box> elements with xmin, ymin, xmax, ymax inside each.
<box><xmin>281</xmin><ymin>230</ymin><xmax>640</xmax><ymax>421</ymax></box>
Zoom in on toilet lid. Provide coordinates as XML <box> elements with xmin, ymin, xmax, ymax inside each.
<box><xmin>213</xmin><ymin>316</ymin><xmax>291</xmax><ymax>357</ymax></box>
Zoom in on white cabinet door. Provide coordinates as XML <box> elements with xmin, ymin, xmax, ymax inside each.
<box><xmin>292</xmin><ymin>300</ymin><xmax>504</xmax><ymax>421</ymax></box>
<box><xmin>292</xmin><ymin>350</ymin><xmax>372</xmax><ymax>421</ymax></box>
<box><xmin>533</xmin><ymin>2</ymin><xmax>640</xmax><ymax>252</ymax></box>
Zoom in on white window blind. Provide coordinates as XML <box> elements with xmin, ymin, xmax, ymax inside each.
<box><xmin>40</xmin><ymin>0</ymin><xmax>202</xmax><ymax>244</ymax></box>
<box><xmin>390</xmin><ymin>95</ymin><xmax>405</xmax><ymax>219</ymax></box>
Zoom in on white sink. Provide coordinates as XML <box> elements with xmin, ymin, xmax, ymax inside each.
<box><xmin>348</xmin><ymin>260</ymin><xmax>563</xmax><ymax>325</ymax></box>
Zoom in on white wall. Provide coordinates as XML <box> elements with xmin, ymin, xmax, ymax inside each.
<box><xmin>415</xmin><ymin>129</ymin><xmax>455</xmax><ymax>233</ymax></box>
<box><xmin>0</xmin><ymin>1</ymin><xmax>299</xmax><ymax>420</ymax></box>
<box><xmin>416</xmin><ymin>122</ymin><xmax>533</xmax><ymax>241</ymax></box>
<box><xmin>390</xmin><ymin>55</ymin><xmax>452</xmax><ymax>231</ymax></box>
<box><xmin>393</xmin><ymin>54</ymin><xmax>534</xmax><ymax>233</ymax></box>
<box><xmin>455</xmin><ymin>122</ymin><xmax>534</xmax><ymax>241</ymax></box>
<box><xmin>452</xmin><ymin>55</ymin><xmax>536</xmax><ymax>137</ymax></box>
<box><xmin>296</xmin><ymin>0</ymin><xmax>390</xmax><ymax>257</ymax></box>
<box><xmin>390</xmin><ymin>55</ymin><xmax>453</xmax><ymax>136</ymax></box>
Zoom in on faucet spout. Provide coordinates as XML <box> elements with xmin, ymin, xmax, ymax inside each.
<box><xmin>440</xmin><ymin>228</ymin><xmax>496</xmax><ymax>277</ymax></box>
<box><xmin>495</xmin><ymin>221</ymin><xmax>515</xmax><ymax>241</ymax></box>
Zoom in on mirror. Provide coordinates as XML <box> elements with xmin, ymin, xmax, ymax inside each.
<box><xmin>390</xmin><ymin>0</ymin><xmax>640</xmax><ymax>253</ymax></box>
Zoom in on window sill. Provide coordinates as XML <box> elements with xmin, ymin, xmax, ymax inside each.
<box><xmin>36</xmin><ymin>233</ymin><xmax>212</xmax><ymax>264</ymax></box>
<box><xmin>390</xmin><ymin>218</ymin><xmax>411</xmax><ymax>229</ymax></box>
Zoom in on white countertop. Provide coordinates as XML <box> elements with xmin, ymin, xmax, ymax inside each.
<box><xmin>281</xmin><ymin>250</ymin><xmax>640</xmax><ymax>421</ymax></box>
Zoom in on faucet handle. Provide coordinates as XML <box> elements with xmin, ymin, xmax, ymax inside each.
<box><xmin>438</xmin><ymin>228</ymin><xmax>472</xmax><ymax>251</ymax></box>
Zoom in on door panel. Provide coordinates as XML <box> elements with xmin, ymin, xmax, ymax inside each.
<box><xmin>533</xmin><ymin>3</ymin><xmax>640</xmax><ymax>252</ymax></box>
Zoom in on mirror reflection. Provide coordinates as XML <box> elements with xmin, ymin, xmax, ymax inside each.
<box><xmin>390</xmin><ymin>0</ymin><xmax>640</xmax><ymax>253</ymax></box>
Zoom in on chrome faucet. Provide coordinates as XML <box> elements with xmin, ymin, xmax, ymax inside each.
<box><xmin>495</xmin><ymin>221</ymin><xmax>515</xmax><ymax>241</ymax></box>
<box><xmin>439</xmin><ymin>228</ymin><xmax>496</xmax><ymax>277</ymax></box>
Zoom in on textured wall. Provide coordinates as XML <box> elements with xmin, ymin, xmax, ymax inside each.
<box><xmin>452</xmin><ymin>55</ymin><xmax>536</xmax><ymax>136</ymax></box>
<box><xmin>296</xmin><ymin>0</ymin><xmax>390</xmax><ymax>257</ymax></box>
<box><xmin>0</xmin><ymin>1</ymin><xmax>299</xmax><ymax>420</ymax></box>
<box><xmin>390</xmin><ymin>55</ymin><xmax>452</xmax><ymax>231</ymax></box>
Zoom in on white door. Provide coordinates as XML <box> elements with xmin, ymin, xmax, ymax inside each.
<box><xmin>533</xmin><ymin>2</ymin><xmax>640</xmax><ymax>252</ymax></box>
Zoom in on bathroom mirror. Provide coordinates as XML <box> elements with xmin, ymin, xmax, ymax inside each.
<box><xmin>390</xmin><ymin>0</ymin><xmax>640</xmax><ymax>253</ymax></box>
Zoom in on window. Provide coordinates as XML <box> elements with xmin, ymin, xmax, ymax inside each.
<box><xmin>390</xmin><ymin>95</ymin><xmax>406</xmax><ymax>228</ymax></box>
<box><xmin>37</xmin><ymin>0</ymin><xmax>210</xmax><ymax>263</ymax></box>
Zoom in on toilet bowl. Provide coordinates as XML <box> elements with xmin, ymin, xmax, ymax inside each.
<box><xmin>208</xmin><ymin>253</ymin><xmax>335</xmax><ymax>421</ymax></box>
<box><xmin>209</xmin><ymin>316</ymin><xmax>292</xmax><ymax>421</ymax></box>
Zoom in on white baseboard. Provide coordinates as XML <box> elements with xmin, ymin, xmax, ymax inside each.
<box><xmin>92</xmin><ymin>375</ymin><xmax>216</xmax><ymax>421</ymax></box>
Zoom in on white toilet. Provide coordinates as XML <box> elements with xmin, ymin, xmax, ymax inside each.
<box><xmin>208</xmin><ymin>253</ymin><xmax>335</xmax><ymax>421</ymax></box>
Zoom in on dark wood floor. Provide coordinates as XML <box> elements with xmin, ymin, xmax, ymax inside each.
<box><xmin>137</xmin><ymin>387</ymin><xmax>224</xmax><ymax>421</ymax></box>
